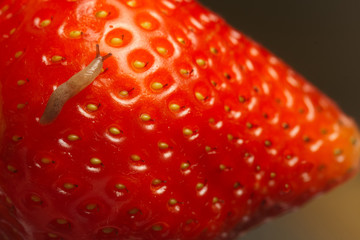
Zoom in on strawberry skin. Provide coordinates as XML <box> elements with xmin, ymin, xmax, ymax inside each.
<box><xmin>0</xmin><ymin>0</ymin><xmax>359</xmax><ymax>239</ymax></box>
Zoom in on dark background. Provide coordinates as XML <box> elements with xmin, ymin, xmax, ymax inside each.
<box><xmin>198</xmin><ymin>1</ymin><xmax>360</xmax><ymax>240</ymax></box>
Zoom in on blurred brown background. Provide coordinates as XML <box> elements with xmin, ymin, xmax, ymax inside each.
<box><xmin>198</xmin><ymin>0</ymin><xmax>360</xmax><ymax>239</ymax></box>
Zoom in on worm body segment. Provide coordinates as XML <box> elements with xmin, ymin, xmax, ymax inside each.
<box><xmin>39</xmin><ymin>45</ymin><xmax>112</xmax><ymax>125</ymax></box>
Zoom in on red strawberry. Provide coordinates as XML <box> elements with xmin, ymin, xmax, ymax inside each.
<box><xmin>0</xmin><ymin>0</ymin><xmax>359</xmax><ymax>239</ymax></box>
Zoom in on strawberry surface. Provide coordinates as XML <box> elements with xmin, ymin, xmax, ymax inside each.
<box><xmin>0</xmin><ymin>0</ymin><xmax>359</xmax><ymax>240</ymax></box>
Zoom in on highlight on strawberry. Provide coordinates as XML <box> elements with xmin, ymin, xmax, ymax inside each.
<box><xmin>0</xmin><ymin>0</ymin><xmax>359</xmax><ymax>240</ymax></box>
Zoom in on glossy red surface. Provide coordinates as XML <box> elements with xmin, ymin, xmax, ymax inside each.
<box><xmin>0</xmin><ymin>0</ymin><xmax>359</xmax><ymax>239</ymax></box>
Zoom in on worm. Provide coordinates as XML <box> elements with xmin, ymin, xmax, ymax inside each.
<box><xmin>39</xmin><ymin>44</ymin><xmax>112</xmax><ymax>125</ymax></box>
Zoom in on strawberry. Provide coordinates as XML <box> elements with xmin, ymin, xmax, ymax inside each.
<box><xmin>0</xmin><ymin>0</ymin><xmax>359</xmax><ymax>239</ymax></box>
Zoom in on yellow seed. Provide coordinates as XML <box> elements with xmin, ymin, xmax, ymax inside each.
<box><xmin>156</xmin><ymin>47</ymin><xmax>168</xmax><ymax>55</ymax></box>
<box><xmin>195</xmin><ymin>92</ymin><xmax>205</xmax><ymax>101</ymax></box>
<box><xmin>334</xmin><ymin>148</ymin><xmax>343</xmax><ymax>156</ymax></box>
<box><xmin>67</xmin><ymin>134</ymin><xmax>79</xmax><ymax>141</ymax></box>
<box><xmin>69</xmin><ymin>30</ymin><xmax>82</xmax><ymax>38</ymax></box>
<box><xmin>48</xmin><ymin>233</ymin><xmax>58</xmax><ymax>238</ymax></box>
<box><xmin>41</xmin><ymin>158</ymin><xmax>51</xmax><ymax>164</ymax></box>
<box><xmin>169</xmin><ymin>103</ymin><xmax>180</xmax><ymax>111</ymax></box>
<box><xmin>40</xmin><ymin>19</ymin><xmax>51</xmax><ymax>27</ymax></box>
<box><xmin>90</xmin><ymin>158</ymin><xmax>102</xmax><ymax>165</ymax></box>
<box><xmin>180</xmin><ymin>162</ymin><xmax>190</xmax><ymax>170</ymax></box>
<box><xmin>115</xmin><ymin>183</ymin><xmax>126</xmax><ymax>190</ymax></box>
<box><xmin>15</xmin><ymin>51</ymin><xmax>23</xmax><ymax>58</ymax></box>
<box><xmin>12</xmin><ymin>135</ymin><xmax>22</xmax><ymax>142</ymax></box>
<box><xmin>219</xmin><ymin>164</ymin><xmax>226</xmax><ymax>170</ymax></box>
<box><xmin>128</xmin><ymin>208</ymin><xmax>139</xmax><ymax>215</ymax></box>
<box><xmin>177</xmin><ymin>37</ymin><xmax>185</xmax><ymax>44</ymax></box>
<box><xmin>140</xmin><ymin>113</ymin><xmax>151</xmax><ymax>121</ymax></box>
<box><xmin>227</xmin><ymin>134</ymin><xmax>233</xmax><ymax>141</ymax></box>
<box><xmin>86</xmin><ymin>203</ymin><xmax>97</xmax><ymax>210</ymax></box>
<box><xmin>1</xmin><ymin>5</ymin><xmax>9</xmax><ymax>12</ymax></box>
<box><xmin>210</xmin><ymin>47</ymin><xmax>218</xmax><ymax>54</ymax></box>
<box><xmin>151</xmin><ymin>82</ymin><xmax>163</xmax><ymax>90</ymax></box>
<box><xmin>95</xmin><ymin>10</ymin><xmax>108</xmax><ymax>18</ymax></box>
<box><xmin>180</xmin><ymin>69</ymin><xmax>189</xmax><ymax>75</ymax></box>
<box><xmin>5</xmin><ymin>197</ymin><xmax>12</xmax><ymax>204</ymax></box>
<box><xmin>224</xmin><ymin>105</ymin><xmax>230</xmax><ymax>112</ymax></box>
<box><xmin>205</xmin><ymin>146</ymin><xmax>211</xmax><ymax>152</ymax></box>
<box><xmin>158</xmin><ymin>142</ymin><xmax>169</xmax><ymax>150</ymax></box>
<box><xmin>196</xmin><ymin>59</ymin><xmax>206</xmax><ymax>67</ymax></box>
<box><xmin>168</xmin><ymin>198</ymin><xmax>177</xmax><ymax>205</ymax></box>
<box><xmin>119</xmin><ymin>90</ymin><xmax>129</xmax><ymax>97</ymax></box>
<box><xmin>31</xmin><ymin>195</ymin><xmax>41</xmax><ymax>202</ymax></box>
<box><xmin>131</xmin><ymin>154</ymin><xmax>141</xmax><ymax>161</ymax></box>
<box><xmin>152</xmin><ymin>225</ymin><xmax>163</xmax><ymax>231</ymax></box>
<box><xmin>17</xmin><ymin>103</ymin><xmax>26</xmax><ymax>109</ymax></box>
<box><xmin>126</xmin><ymin>0</ymin><xmax>137</xmax><ymax>7</ymax></box>
<box><xmin>109</xmin><ymin>127</ymin><xmax>121</xmax><ymax>135</ymax></box>
<box><xmin>7</xmin><ymin>165</ymin><xmax>17</xmax><ymax>173</ymax></box>
<box><xmin>212</xmin><ymin>197</ymin><xmax>219</xmax><ymax>203</ymax></box>
<box><xmin>140</xmin><ymin>21</ymin><xmax>152</xmax><ymax>30</ymax></box>
<box><xmin>264</xmin><ymin>140</ymin><xmax>272</xmax><ymax>147</ymax></box>
<box><xmin>270</xmin><ymin>172</ymin><xmax>276</xmax><ymax>178</ymax></box>
<box><xmin>86</xmin><ymin>104</ymin><xmax>98</xmax><ymax>111</ymax></box>
<box><xmin>152</xmin><ymin>179</ymin><xmax>162</xmax><ymax>185</ymax></box>
<box><xmin>196</xmin><ymin>183</ymin><xmax>204</xmax><ymax>190</ymax></box>
<box><xmin>9</xmin><ymin>28</ymin><xmax>16</xmax><ymax>35</ymax></box>
<box><xmin>183</xmin><ymin>128</ymin><xmax>193</xmax><ymax>136</ymax></box>
<box><xmin>133</xmin><ymin>60</ymin><xmax>146</xmax><ymax>69</ymax></box>
<box><xmin>51</xmin><ymin>55</ymin><xmax>63</xmax><ymax>62</ymax></box>
<box><xmin>63</xmin><ymin>183</ymin><xmax>76</xmax><ymax>189</ymax></box>
<box><xmin>110</xmin><ymin>37</ymin><xmax>123</xmax><ymax>46</ymax></box>
<box><xmin>17</xmin><ymin>80</ymin><xmax>26</xmax><ymax>86</ymax></box>
<box><xmin>56</xmin><ymin>219</ymin><xmax>68</xmax><ymax>225</ymax></box>
<box><xmin>102</xmin><ymin>227</ymin><xmax>114</xmax><ymax>234</ymax></box>
<box><xmin>234</xmin><ymin>182</ymin><xmax>241</xmax><ymax>188</ymax></box>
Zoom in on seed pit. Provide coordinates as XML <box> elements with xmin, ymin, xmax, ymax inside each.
<box><xmin>47</xmin><ymin>233</ymin><xmax>59</xmax><ymax>239</ymax></box>
<box><xmin>128</xmin><ymin>49</ymin><xmax>154</xmax><ymax>72</ymax></box>
<box><xmin>135</xmin><ymin>12</ymin><xmax>159</xmax><ymax>31</ymax></box>
<box><xmin>105</xmin><ymin>28</ymin><xmax>132</xmax><ymax>48</ymax></box>
<box><xmin>152</xmin><ymin>224</ymin><xmax>163</xmax><ymax>232</ymax></box>
<box><xmin>176</xmin><ymin>62</ymin><xmax>194</xmax><ymax>78</ymax></box>
<box><xmin>144</xmin><ymin>69</ymin><xmax>174</xmax><ymax>94</ymax></box>
<box><xmin>7</xmin><ymin>165</ymin><xmax>17</xmax><ymax>173</ymax></box>
<box><xmin>151</xmin><ymin>37</ymin><xmax>174</xmax><ymax>58</ymax></box>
